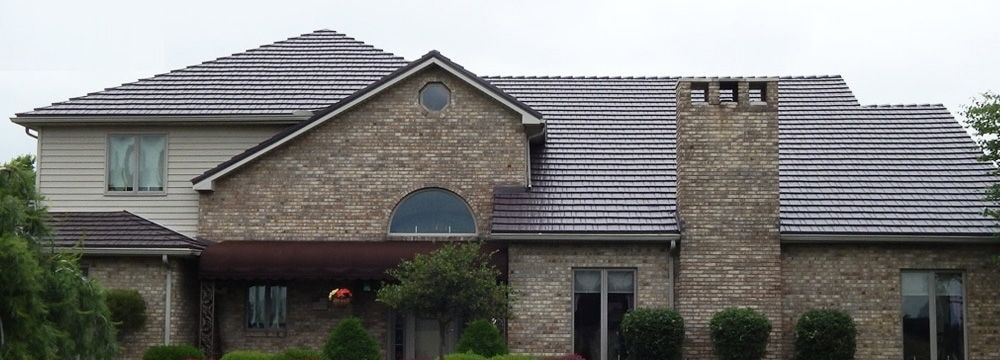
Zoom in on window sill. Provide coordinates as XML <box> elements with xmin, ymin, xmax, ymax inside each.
<box><xmin>244</xmin><ymin>329</ymin><xmax>287</xmax><ymax>337</ymax></box>
<box><xmin>103</xmin><ymin>191</ymin><xmax>168</xmax><ymax>198</ymax></box>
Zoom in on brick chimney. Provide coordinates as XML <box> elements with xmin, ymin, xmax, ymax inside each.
<box><xmin>673</xmin><ymin>78</ymin><xmax>783</xmax><ymax>359</ymax></box>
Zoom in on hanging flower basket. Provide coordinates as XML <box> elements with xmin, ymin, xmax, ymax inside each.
<box><xmin>328</xmin><ymin>288</ymin><xmax>352</xmax><ymax>308</ymax></box>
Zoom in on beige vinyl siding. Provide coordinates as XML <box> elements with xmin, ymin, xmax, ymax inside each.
<box><xmin>37</xmin><ymin>124</ymin><xmax>287</xmax><ymax>237</ymax></box>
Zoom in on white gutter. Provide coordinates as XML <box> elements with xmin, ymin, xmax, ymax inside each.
<box><xmin>10</xmin><ymin>114</ymin><xmax>309</xmax><ymax>125</ymax></box>
<box><xmin>162</xmin><ymin>255</ymin><xmax>172</xmax><ymax>344</ymax></box>
<box><xmin>491</xmin><ymin>233</ymin><xmax>680</xmax><ymax>242</ymax></box>
<box><xmin>780</xmin><ymin>233</ymin><xmax>996</xmax><ymax>244</ymax></box>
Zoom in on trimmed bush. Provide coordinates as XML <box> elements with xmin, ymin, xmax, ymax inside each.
<box><xmin>220</xmin><ymin>351</ymin><xmax>273</xmax><ymax>360</ymax></box>
<box><xmin>142</xmin><ymin>344</ymin><xmax>205</xmax><ymax>360</ymax></box>
<box><xmin>621</xmin><ymin>307</ymin><xmax>684</xmax><ymax>359</ymax></box>
<box><xmin>444</xmin><ymin>353</ymin><xmax>488</xmax><ymax>360</ymax></box>
<box><xmin>322</xmin><ymin>317</ymin><xmax>380</xmax><ymax>360</ymax></box>
<box><xmin>456</xmin><ymin>319</ymin><xmax>509</xmax><ymax>357</ymax></box>
<box><xmin>709</xmin><ymin>308</ymin><xmax>772</xmax><ymax>360</ymax></box>
<box><xmin>793</xmin><ymin>309</ymin><xmax>857</xmax><ymax>360</ymax></box>
<box><xmin>490</xmin><ymin>355</ymin><xmax>536</xmax><ymax>360</ymax></box>
<box><xmin>274</xmin><ymin>348</ymin><xmax>322</xmax><ymax>360</ymax></box>
<box><xmin>106</xmin><ymin>288</ymin><xmax>147</xmax><ymax>335</ymax></box>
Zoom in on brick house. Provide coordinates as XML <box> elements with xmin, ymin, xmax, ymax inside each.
<box><xmin>9</xmin><ymin>29</ymin><xmax>1000</xmax><ymax>360</ymax></box>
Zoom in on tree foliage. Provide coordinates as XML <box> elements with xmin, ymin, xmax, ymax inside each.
<box><xmin>106</xmin><ymin>289</ymin><xmax>148</xmax><ymax>335</ymax></box>
<box><xmin>0</xmin><ymin>155</ymin><xmax>117</xmax><ymax>359</ymax></box>
<box><xmin>377</xmin><ymin>243</ymin><xmax>510</xmax><ymax>359</ymax></box>
<box><xmin>456</xmin><ymin>319</ymin><xmax>508</xmax><ymax>357</ymax></box>
<box><xmin>963</xmin><ymin>92</ymin><xmax>1000</xmax><ymax>265</ymax></box>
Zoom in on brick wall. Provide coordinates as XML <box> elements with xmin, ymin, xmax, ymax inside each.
<box><xmin>673</xmin><ymin>79</ymin><xmax>784</xmax><ymax>359</ymax></box>
<box><xmin>506</xmin><ymin>243</ymin><xmax>672</xmax><ymax>357</ymax></box>
<box><xmin>199</xmin><ymin>66</ymin><xmax>528</xmax><ymax>242</ymax></box>
<box><xmin>86</xmin><ymin>256</ymin><xmax>199</xmax><ymax>360</ymax></box>
<box><xmin>782</xmin><ymin>243</ymin><xmax>1000</xmax><ymax>360</ymax></box>
<box><xmin>217</xmin><ymin>282</ymin><xmax>387</xmax><ymax>353</ymax></box>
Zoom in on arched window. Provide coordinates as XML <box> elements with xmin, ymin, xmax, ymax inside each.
<box><xmin>389</xmin><ymin>189</ymin><xmax>476</xmax><ymax>235</ymax></box>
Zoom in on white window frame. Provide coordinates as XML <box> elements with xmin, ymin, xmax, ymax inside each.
<box><xmin>104</xmin><ymin>133</ymin><xmax>168</xmax><ymax>196</ymax></box>
<box><xmin>571</xmin><ymin>268</ymin><xmax>637</xmax><ymax>360</ymax></box>
<box><xmin>900</xmin><ymin>270</ymin><xmax>969</xmax><ymax>360</ymax></box>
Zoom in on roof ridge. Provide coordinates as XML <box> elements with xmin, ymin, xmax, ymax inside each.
<box><xmin>861</xmin><ymin>103</ymin><xmax>946</xmax><ymax>108</ymax></box>
<box><xmin>484</xmin><ymin>75</ymin><xmax>677</xmax><ymax>80</ymax></box>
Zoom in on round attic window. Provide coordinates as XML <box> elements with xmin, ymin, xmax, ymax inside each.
<box><xmin>419</xmin><ymin>82</ymin><xmax>450</xmax><ymax>112</ymax></box>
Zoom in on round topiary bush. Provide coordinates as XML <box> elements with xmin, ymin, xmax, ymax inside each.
<box><xmin>621</xmin><ymin>307</ymin><xmax>684</xmax><ymax>360</ymax></box>
<box><xmin>106</xmin><ymin>288</ymin><xmax>147</xmax><ymax>335</ymax></box>
<box><xmin>456</xmin><ymin>319</ymin><xmax>509</xmax><ymax>357</ymax></box>
<box><xmin>793</xmin><ymin>309</ymin><xmax>857</xmax><ymax>360</ymax></box>
<box><xmin>142</xmin><ymin>344</ymin><xmax>205</xmax><ymax>360</ymax></box>
<box><xmin>709</xmin><ymin>308</ymin><xmax>772</xmax><ymax>360</ymax></box>
<box><xmin>274</xmin><ymin>347</ymin><xmax>322</xmax><ymax>360</ymax></box>
<box><xmin>322</xmin><ymin>317</ymin><xmax>380</xmax><ymax>360</ymax></box>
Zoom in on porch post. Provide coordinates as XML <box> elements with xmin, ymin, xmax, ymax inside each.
<box><xmin>198</xmin><ymin>280</ymin><xmax>217</xmax><ymax>358</ymax></box>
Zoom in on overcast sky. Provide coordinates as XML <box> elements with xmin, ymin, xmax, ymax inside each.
<box><xmin>2</xmin><ymin>0</ymin><xmax>998</xmax><ymax>161</ymax></box>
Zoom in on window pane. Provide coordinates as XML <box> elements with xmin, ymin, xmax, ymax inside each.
<box><xmin>247</xmin><ymin>286</ymin><xmax>266</xmax><ymax>328</ymax></box>
<box><xmin>902</xmin><ymin>272</ymin><xmax>931</xmax><ymax>360</ymax></box>
<box><xmin>607</xmin><ymin>292</ymin><xmax>634</xmax><ymax>360</ymax></box>
<box><xmin>574</xmin><ymin>292</ymin><xmax>601</xmax><ymax>360</ymax></box>
<box><xmin>574</xmin><ymin>270</ymin><xmax>601</xmax><ymax>293</ymax></box>
<box><xmin>270</xmin><ymin>286</ymin><xmax>287</xmax><ymax>329</ymax></box>
<box><xmin>420</xmin><ymin>83</ymin><xmax>450</xmax><ymax>111</ymax></box>
<box><xmin>608</xmin><ymin>271</ymin><xmax>634</xmax><ymax>293</ymax></box>
<box><xmin>138</xmin><ymin>135</ymin><xmax>165</xmax><ymax>192</ymax></box>
<box><xmin>107</xmin><ymin>135</ymin><xmax>136</xmax><ymax>191</ymax></box>
<box><xmin>389</xmin><ymin>189</ymin><xmax>476</xmax><ymax>234</ymax></box>
<box><xmin>936</xmin><ymin>273</ymin><xmax>964</xmax><ymax>360</ymax></box>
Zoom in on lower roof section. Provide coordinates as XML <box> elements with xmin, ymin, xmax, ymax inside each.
<box><xmin>198</xmin><ymin>240</ymin><xmax>507</xmax><ymax>281</ymax></box>
<box><xmin>48</xmin><ymin>211</ymin><xmax>208</xmax><ymax>254</ymax></box>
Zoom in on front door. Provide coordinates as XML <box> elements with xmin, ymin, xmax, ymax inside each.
<box><xmin>390</xmin><ymin>313</ymin><xmax>461</xmax><ymax>360</ymax></box>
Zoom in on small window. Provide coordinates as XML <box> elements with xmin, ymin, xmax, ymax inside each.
<box><xmin>419</xmin><ymin>82</ymin><xmax>450</xmax><ymax>112</ymax></box>
<box><xmin>247</xmin><ymin>285</ymin><xmax>287</xmax><ymax>330</ymax></box>
<box><xmin>902</xmin><ymin>271</ymin><xmax>965</xmax><ymax>360</ymax></box>
<box><xmin>107</xmin><ymin>134</ymin><xmax>166</xmax><ymax>193</ymax></box>
<box><xmin>389</xmin><ymin>188</ymin><xmax>475</xmax><ymax>235</ymax></box>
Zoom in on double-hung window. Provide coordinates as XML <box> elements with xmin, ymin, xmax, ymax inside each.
<box><xmin>902</xmin><ymin>271</ymin><xmax>965</xmax><ymax>360</ymax></box>
<box><xmin>247</xmin><ymin>285</ymin><xmax>287</xmax><ymax>330</ymax></box>
<box><xmin>107</xmin><ymin>134</ymin><xmax>166</xmax><ymax>193</ymax></box>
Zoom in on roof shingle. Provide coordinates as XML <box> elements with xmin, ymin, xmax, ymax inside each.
<box><xmin>48</xmin><ymin>211</ymin><xmax>208</xmax><ymax>250</ymax></box>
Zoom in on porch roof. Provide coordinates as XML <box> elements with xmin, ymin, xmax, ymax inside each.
<box><xmin>198</xmin><ymin>240</ymin><xmax>507</xmax><ymax>280</ymax></box>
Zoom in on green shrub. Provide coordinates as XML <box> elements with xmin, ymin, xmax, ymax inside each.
<box><xmin>456</xmin><ymin>319</ymin><xmax>509</xmax><ymax>357</ymax></box>
<box><xmin>274</xmin><ymin>348</ymin><xmax>322</xmax><ymax>360</ymax></box>
<box><xmin>709</xmin><ymin>308</ymin><xmax>772</xmax><ymax>360</ymax></box>
<box><xmin>793</xmin><ymin>309</ymin><xmax>857</xmax><ymax>360</ymax></box>
<box><xmin>322</xmin><ymin>317</ymin><xmax>380</xmax><ymax>360</ymax></box>
<box><xmin>539</xmin><ymin>355</ymin><xmax>584</xmax><ymax>360</ymax></box>
<box><xmin>621</xmin><ymin>307</ymin><xmax>684</xmax><ymax>360</ymax></box>
<box><xmin>142</xmin><ymin>344</ymin><xmax>205</xmax><ymax>360</ymax></box>
<box><xmin>490</xmin><ymin>355</ymin><xmax>536</xmax><ymax>360</ymax></box>
<box><xmin>220</xmin><ymin>351</ymin><xmax>274</xmax><ymax>360</ymax></box>
<box><xmin>106</xmin><ymin>288</ymin><xmax>147</xmax><ymax>335</ymax></box>
<box><xmin>444</xmin><ymin>353</ymin><xmax>488</xmax><ymax>360</ymax></box>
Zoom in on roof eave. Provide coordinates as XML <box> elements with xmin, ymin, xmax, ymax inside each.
<box><xmin>49</xmin><ymin>246</ymin><xmax>203</xmax><ymax>257</ymax></box>
<box><xmin>10</xmin><ymin>114</ymin><xmax>311</xmax><ymax>126</ymax></box>
<box><xmin>490</xmin><ymin>232</ymin><xmax>680</xmax><ymax>242</ymax></box>
<box><xmin>780</xmin><ymin>233</ymin><xmax>997</xmax><ymax>244</ymax></box>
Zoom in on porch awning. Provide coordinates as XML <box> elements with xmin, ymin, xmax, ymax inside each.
<box><xmin>198</xmin><ymin>241</ymin><xmax>507</xmax><ymax>280</ymax></box>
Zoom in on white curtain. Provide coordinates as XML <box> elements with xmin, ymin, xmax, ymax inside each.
<box><xmin>107</xmin><ymin>135</ymin><xmax>135</xmax><ymax>191</ymax></box>
<box><xmin>270</xmin><ymin>286</ymin><xmax>287</xmax><ymax>328</ymax></box>
<box><xmin>138</xmin><ymin>135</ymin><xmax>165</xmax><ymax>191</ymax></box>
<box><xmin>574</xmin><ymin>271</ymin><xmax>601</xmax><ymax>293</ymax></box>
<box><xmin>607</xmin><ymin>271</ymin><xmax>634</xmax><ymax>293</ymax></box>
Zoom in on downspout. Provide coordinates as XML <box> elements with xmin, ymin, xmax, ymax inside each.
<box><xmin>162</xmin><ymin>254</ymin><xmax>172</xmax><ymax>344</ymax></box>
<box><xmin>668</xmin><ymin>240</ymin><xmax>677</xmax><ymax>308</ymax></box>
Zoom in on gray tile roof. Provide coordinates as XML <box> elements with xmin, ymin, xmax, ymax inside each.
<box><xmin>48</xmin><ymin>211</ymin><xmax>208</xmax><ymax>250</ymax></box>
<box><xmin>17</xmin><ymin>30</ymin><xmax>408</xmax><ymax>116</ymax></box>
<box><xmin>15</xmin><ymin>30</ymin><xmax>997</xmax><ymax>237</ymax></box>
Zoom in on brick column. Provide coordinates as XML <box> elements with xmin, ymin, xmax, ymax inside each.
<box><xmin>674</xmin><ymin>78</ymin><xmax>784</xmax><ymax>359</ymax></box>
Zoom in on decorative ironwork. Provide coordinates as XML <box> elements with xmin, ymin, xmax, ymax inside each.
<box><xmin>198</xmin><ymin>280</ymin><xmax>216</xmax><ymax>358</ymax></box>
